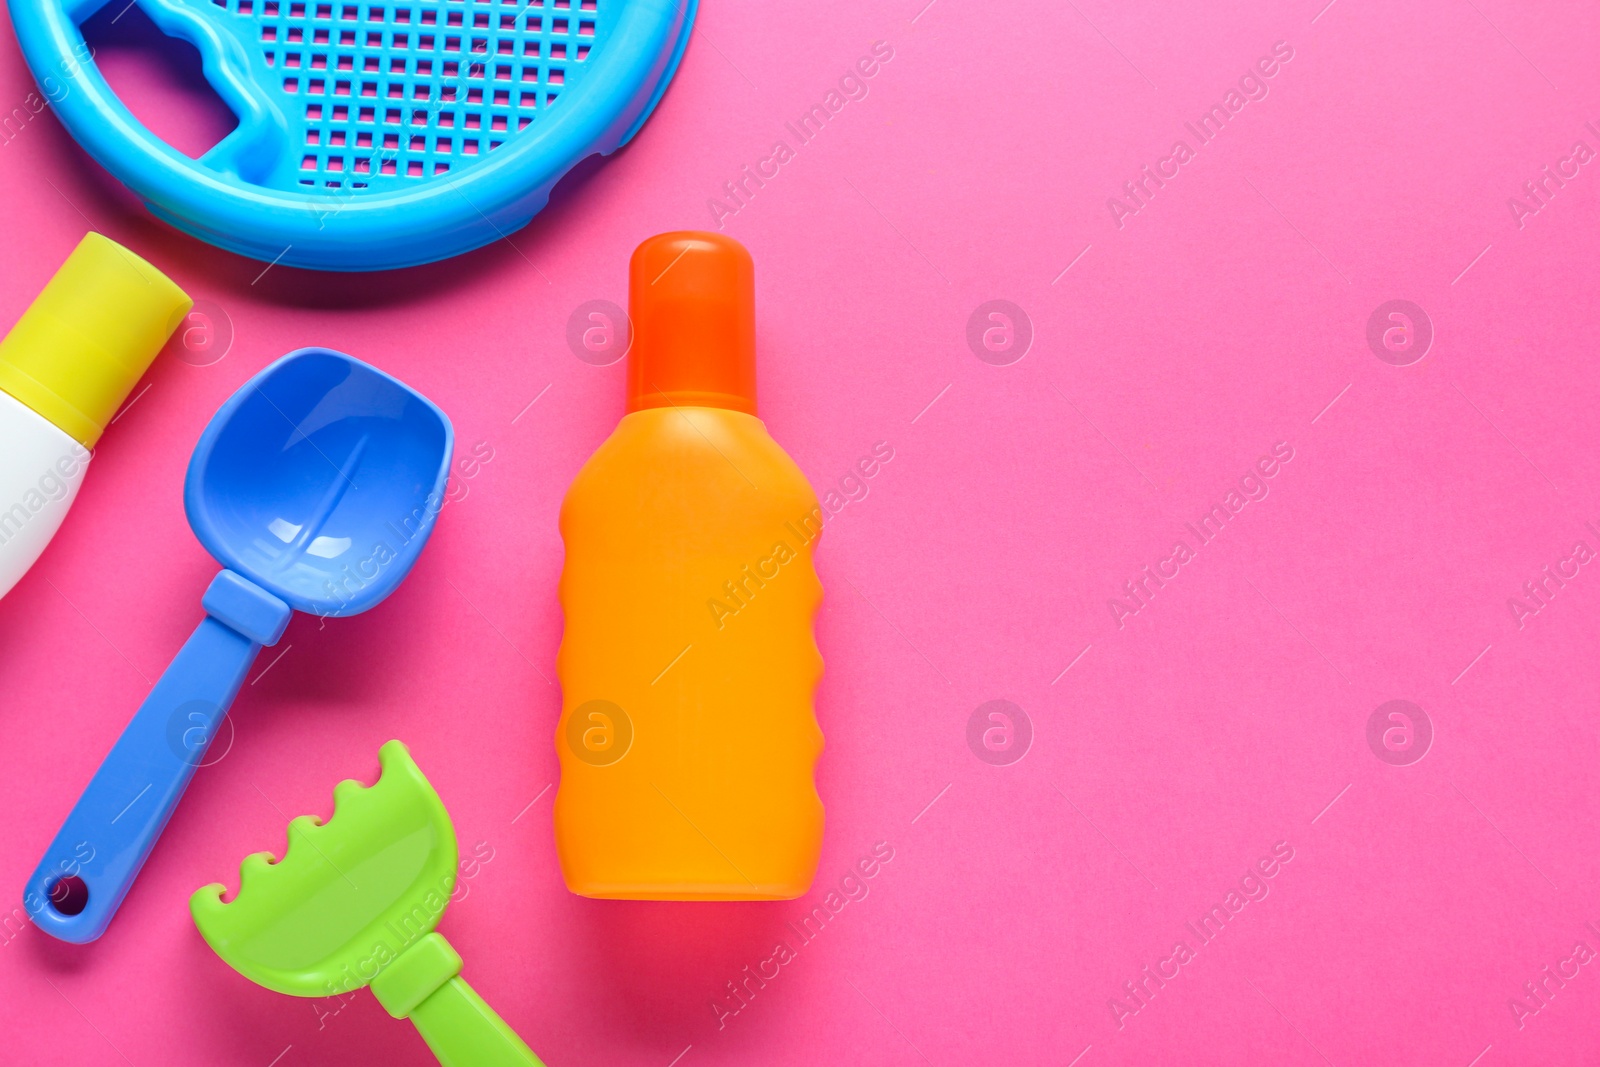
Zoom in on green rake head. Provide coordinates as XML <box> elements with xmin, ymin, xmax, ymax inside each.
<box><xmin>192</xmin><ymin>740</ymin><xmax>457</xmax><ymax>996</ymax></box>
<box><xmin>192</xmin><ymin>741</ymin><xmax>543</xmax><ymax>1067</ymax></box>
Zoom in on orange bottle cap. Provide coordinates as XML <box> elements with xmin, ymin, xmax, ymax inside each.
<box><xmin>627</xmin><ymin>232</ymin><xmax>756</xmax><ymax>416</ymax></box>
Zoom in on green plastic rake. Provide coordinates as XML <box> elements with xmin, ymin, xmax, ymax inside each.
<box><xmin>192</xmin><ymin>741</ymin><xmax>542</xmax><ymax>1067</ymax></box>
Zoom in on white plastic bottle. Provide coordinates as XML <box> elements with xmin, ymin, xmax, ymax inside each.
<box><xmin>0</xmin><ymin>233</ymin><xmax>191</xmax><ymax>600</ymax></box>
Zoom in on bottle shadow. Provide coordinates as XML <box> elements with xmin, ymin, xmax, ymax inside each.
<box><xmin>565</xmin><ymin>895</ymin><xmax>799</xmax><ymax>1048</ymax></box>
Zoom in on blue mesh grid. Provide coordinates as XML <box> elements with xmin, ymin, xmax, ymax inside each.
<box><xmin>209</xmin><ymin>0</ymin><xmax>605</xmax><ymax>192</ymax></box>
<box><xmin>10</xmin><ymin>0</ymin><xmax>694</xmax><ymax>268</ymax></box>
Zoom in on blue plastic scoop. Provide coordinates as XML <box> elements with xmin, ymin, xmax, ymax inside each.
<box><xmin>24</xmin><ymin>348</ymin><xmax>452</xmax><ymax>943</ymax></box>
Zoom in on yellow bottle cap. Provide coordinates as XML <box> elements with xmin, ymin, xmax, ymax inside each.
<box><xmin>0</xmin><ymin>233</ymin><xmax>192</xmax><ymax>447</ymax></box>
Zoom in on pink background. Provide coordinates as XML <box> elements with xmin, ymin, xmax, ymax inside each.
<box><xmin>3</xmin><ymin>0</ymin><xmax>1600</xmax><ymax>1064</ymax></box>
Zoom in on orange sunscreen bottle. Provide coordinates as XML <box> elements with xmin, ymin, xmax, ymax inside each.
<box><xmin>554</xmin><ymin>232</ymin><xmax>824</xmax><ymax>900</ymax></box>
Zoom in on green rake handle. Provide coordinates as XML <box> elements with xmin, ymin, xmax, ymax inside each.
<box><xmin>372</xmin><ymin>933</ymin><xmax>544</xmax><ymax>1067</ymax></box>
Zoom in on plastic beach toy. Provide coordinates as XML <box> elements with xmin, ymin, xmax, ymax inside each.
<box><xmin>193</xmin><ymin>740</ymin><xmax>544</xmax><ymax>1067</ymax></box>
<box><xmin>24</xmin><ymin>348</ymin><xmax>452</xmax><ymax>943</ymax></box>
<box><xmin>555</xmin><ymin>232</ymin><xmax>826</xmax><ymax>900</ymax></box>
<box><xmin>7</xmin><ymin>0</ymin><xmax>696</xmax><ymax>270</ymax></box>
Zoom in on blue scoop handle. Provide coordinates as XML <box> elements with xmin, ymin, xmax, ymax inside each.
<box><xmin>24</xmin><ymin>571</ymin><xmax>292</xmax><ymax>943</ymax></box>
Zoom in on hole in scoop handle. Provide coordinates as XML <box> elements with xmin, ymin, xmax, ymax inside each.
<box><xmin>22</xmin><ymin>571</ymin><xmax>290</xmax><ymax>944</ymax></box>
